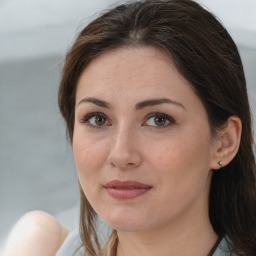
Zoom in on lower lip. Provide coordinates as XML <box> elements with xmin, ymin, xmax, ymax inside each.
<box><xmin>105</xmin><ymin>187</ymin><xmax>151</xmax><ymax>199</ymax></box>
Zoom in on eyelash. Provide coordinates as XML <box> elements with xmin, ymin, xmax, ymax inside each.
<box><xmin>79</xmin><ymin>112</ymin><xmax>109</xmax><ymax>129</ymax></box>
<box><xmin>143</xmin><ymin>112</ymin><xmax>175</xmax><ymax>128</ymax></box>
<box><xmin>79</xmin><ymin>112</ymin><xmax>175</xmax><ymax>129</ymax></box>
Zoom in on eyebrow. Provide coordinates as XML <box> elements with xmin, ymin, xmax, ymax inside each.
<box><xmin>77</xmin><ymin>97</ymin><xmax>110</xmax><ymax>108</ymax></box>
<box><xmin>135</xmin><ymin>98</ymin><xmax>186</xmax><ymax>110</ymax></box>
<box><xmin>77</xmin><ymin>97</ymin><xmax>186</xmax><ymax>110</ymax></box>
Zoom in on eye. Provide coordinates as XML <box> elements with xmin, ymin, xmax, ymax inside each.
<box><xmin>143</xmin><ymin>113</ymin><xmax>175</xmax><ymax>128</ymax></box>
<box><xmin>80</xmin><ymin>112</ymin><xmax>110</xmax><ymax>128</ymax></box>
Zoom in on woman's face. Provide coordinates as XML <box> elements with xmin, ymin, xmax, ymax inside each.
<box><xmin>73</xmin><ymin>47</ymin><xmax>218</xmax><ymax>233</ymax></box>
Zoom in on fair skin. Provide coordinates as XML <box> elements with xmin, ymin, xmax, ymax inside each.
<box><xmin>73</xmin><ymin>46</ymin><xmax>241</xmax><ymax>256</ymax></box>
<box><xmin>3</xmin><ymin>211</ymin><xmax>69</xmax><ymax>256</ymax></box>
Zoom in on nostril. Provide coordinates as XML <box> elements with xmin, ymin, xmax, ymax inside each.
<box><xmin>107</xmin><ymin>135</ymin><xmax>142</xmax><ymax>169</ymax></box>
<box><xmin>107</xmin><ymin>151</ymin><xmax>142</xmax><ymax>170</ymax></box>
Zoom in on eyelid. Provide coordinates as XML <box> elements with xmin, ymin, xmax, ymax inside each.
<box><xmin>143</xmin><ymin>112</ymin><xmax>175</xmax><ymax>127</ymax></box>
<box><xmin>79</xmin><ymin>112</ymin><xmax>106</xmax><ymax>122</ymax></box>
<box><xmin>79</xmin><ymin>112</ymin><xmax>110</xmax><ymax>128</ymax></box>
<box><xmin>79</xmin><ymin>112</ymin><xmax>175</xmax><ymax>129</ymax></box>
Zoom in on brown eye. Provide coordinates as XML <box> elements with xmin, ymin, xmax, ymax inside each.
<box><xmin>143</xmin><ymin>113</ymin><xmax>175</xmax><ymax>128</ymax></box>
<box><xmin>80</xmin><ymin>112</ymin><xmax>110</xmax><ymax>128</ymax></box>
<box><xmin>154</xmin><ymin>116</ymin><xmax>166</xmax><ymax>126</ymax></box>
<box><xmin>94</xmin><ymin>116</ymin><xmax>106</xmax><ymax>126</ymax></box>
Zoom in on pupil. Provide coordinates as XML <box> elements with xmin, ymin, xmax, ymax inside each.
<box><xmin>155</xmin><ymin>116</ymin><xmax>166</xmax><ymax>126</ymax></box>
<box><xmin>96</xmin><ymin>116</ymin><xmax>105</xmax><ymax>125</ymax></box>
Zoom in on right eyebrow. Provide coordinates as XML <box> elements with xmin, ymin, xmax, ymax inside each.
<box><xmin>135</xmin><ymin>98</ymin><xmax>186</xmax><ymax>111</ymax></box>
<box><xmin>77</xmin><ymin>97</ymin><xmax>110</xmax><ymax>108</ymax></box>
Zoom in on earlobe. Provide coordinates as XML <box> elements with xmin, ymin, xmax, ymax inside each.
<box><xmin>211</xmin><ymin>116</ymin><xmax>242</xmax><ymax>170</ymax></box>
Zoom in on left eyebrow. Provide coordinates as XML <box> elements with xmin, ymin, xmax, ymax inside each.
<box><xmin>135</xmin><ymin>98</ymin><xmax>186</xmax><ymax>110</ymax></box>
<box><xmin>77</xmin><ymin>97</ymin><xmax>110</xmax><ymax>108</ymax></box>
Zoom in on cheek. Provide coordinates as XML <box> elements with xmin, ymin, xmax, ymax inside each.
<box><xmin>148</xmin><ymin>130</ymin><xmax>212</xmax><ymax>189</ymax></box>
<box><xmin>148</xmin><ymin>138</ymin><xmax>206</xmax><ymax>169</ymax></box>
<box><xmin>73</xmin><ymin>134</ymin><xmax>107</xmax><ymax>181</ymax></box>
<box><xmin>73</xmin><ymin>139</ymin><xmax>105</xmax><ymax>203</ymax></box>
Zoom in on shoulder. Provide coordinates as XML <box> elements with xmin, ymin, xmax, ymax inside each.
<box><xmin>3</xmin><ymin>211</ymin><xmax>69</xmax><ymax>256</ymax></box>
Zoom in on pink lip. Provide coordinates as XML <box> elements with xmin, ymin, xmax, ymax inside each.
<box><xmin>104</xmin><ymin>180</ymin><xmax>152</xmax><ymax>200</ymax></box>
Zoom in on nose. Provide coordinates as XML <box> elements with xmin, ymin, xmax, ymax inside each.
<box><xmin>107</xmin><ymin>126</ymin><xmax>142</xmax><ymax>170</ymax></box>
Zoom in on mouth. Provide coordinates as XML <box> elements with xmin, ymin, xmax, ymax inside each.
<box><xmin>104</xmin><ymin>180</ymin><xmax>152</xmax><ymax>199</ymax></box>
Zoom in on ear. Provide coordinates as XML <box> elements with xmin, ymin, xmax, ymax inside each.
<box><xmin>210</xmin><ymin>116</ymin><xmax>242</xmax><ymax>170</ymax></box>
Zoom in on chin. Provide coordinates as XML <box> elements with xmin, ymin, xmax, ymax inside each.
<box><xmin>101</xmin><ymin>211</ymin><xmax>153</xmax><ymax>233</ymax></box>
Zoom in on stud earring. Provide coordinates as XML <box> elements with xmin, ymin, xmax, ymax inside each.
<box><xmin>218</xmin><ymin>161</ymin><xmax>223</xmax><ymax>167</ymax></box>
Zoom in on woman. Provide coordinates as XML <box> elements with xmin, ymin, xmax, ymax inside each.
<box><xmin>58</xmin><ymin>0</ymin><xmax>256</xmax><ymax>255</ymax></box>
<box><xmin>4</xmin><ymin>0</ymin><xmax>255</xmax><ymax>255</ymax></box>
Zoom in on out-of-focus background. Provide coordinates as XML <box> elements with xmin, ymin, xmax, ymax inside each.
<box><xmin>0</xmin><ymin>0</ymin><xmax>255</xmax><ymax>252</ymax></box>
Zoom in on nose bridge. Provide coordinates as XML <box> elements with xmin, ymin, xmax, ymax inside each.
<box><xmin>107</xmin><ymin>121</ymin><xmax>141</xmax><ymax>169</ymax></box>
<box><xmin>114</xmin><ymin>121</ymin><xmax>133</xmax><ymax>148</ymax></box>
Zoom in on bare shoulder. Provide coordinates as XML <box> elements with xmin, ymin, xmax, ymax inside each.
<box><xmin>3</xmin><ymin>211</ymin><xmax>69</xmax><ymax>256</ymax></box>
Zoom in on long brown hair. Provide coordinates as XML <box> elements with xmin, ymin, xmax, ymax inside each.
<box><xmin>58</xmin><ymin>0</ymin><xmax>256</xmax><ymax>255</ymax></box>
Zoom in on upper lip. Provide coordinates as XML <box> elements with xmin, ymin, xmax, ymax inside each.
<box><xmin>104</xmin><ymin>180</ymin><xmax>152</xmax><ymax>189</ymax></box>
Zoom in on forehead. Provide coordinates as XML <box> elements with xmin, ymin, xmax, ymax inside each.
<box><xmin>76</xmin><ymin>46</ymin><xmax>195</xmax><ymax>100</ymax></box>
<box><xmin>79</xmin><ymin>47</ymin><xmax>173</xmax><ymax>84</ymax></box>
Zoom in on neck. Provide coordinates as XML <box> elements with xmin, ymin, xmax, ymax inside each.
<box><xmin>116</xmin><ymin>205</ymin><xmax>217</xmax><ymax>256</ymax></box>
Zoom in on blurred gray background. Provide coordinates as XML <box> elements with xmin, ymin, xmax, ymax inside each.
<box><xmin>0</xmin><ymin>0</ymin><xmax>255</xmax><ymax>252</ymax></box>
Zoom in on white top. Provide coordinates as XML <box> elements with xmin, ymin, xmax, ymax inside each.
<box><xmin>57</xmin><ymin>230</ymin><xmax>237</xmax><ymax>256</ymax></box>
